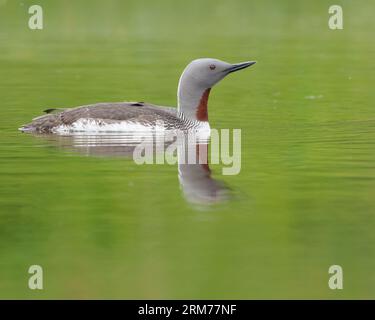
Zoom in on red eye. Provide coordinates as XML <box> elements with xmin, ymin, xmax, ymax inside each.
<box><xmin>209</xmin><ymin>64</ymin><xmax>216</xmax><ymax>70</ymax></box>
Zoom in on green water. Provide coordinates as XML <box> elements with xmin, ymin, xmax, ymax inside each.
<box><xmin>1</xmin><ymin>0</ymin><xmax>375</xmax><ymax>299</ymax></box>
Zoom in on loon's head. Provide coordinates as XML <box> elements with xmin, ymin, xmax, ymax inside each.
<box><xmin>177</xmin><ymin>58</ymin><xmax>256</xmax><ymax>121</ymax></box>
<box><xmin>179</xmin><ymin>58</ymin><xmax>256</xmax><ymax>88</ymax></box>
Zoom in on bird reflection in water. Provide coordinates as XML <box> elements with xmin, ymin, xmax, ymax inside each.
<box><xmin>33</xmin><ymin>131</ymin><xmax>230</xmax><ymax>206</ymax></box>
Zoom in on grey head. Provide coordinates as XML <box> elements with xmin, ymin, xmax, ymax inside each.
<box><xmin>177</xmin><ymin>58</ymin><xmax>256</xmax><ymax>122</ymax></box>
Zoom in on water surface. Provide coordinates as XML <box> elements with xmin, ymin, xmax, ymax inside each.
<box><xmin>0</xmin><ymin>0</ymin><xmax>374</xmax><ymax>298</ymax></box>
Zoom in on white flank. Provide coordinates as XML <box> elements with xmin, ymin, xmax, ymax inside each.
<box><xmin>51</xmin><ymin>118</ymin><xmax>211</xmax><ymax>137</ymax></box>
<box><xmin>52</xmin><ymin>119</ymin><xmax>165</xmax><ymax>134</ymax></box>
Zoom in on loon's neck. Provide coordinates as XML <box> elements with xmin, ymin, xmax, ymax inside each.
<box><xmin>177</xmin><ymin>74</ymin><xmax>211</xmax><ymax>122</ymax></box>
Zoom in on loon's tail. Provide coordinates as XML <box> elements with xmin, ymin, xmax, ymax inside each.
<box><xmin>18</xmin><ymin>123</ymin><xmax>36</xmax><ymax>132</ymax></box>
<box><xmin>19</xmin><ymin>113</ymin><xmax>63</xmax><ymax>133</ymax></box>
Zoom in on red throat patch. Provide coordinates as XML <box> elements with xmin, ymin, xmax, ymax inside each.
<box><xmin>196</xmin><ymin>88</ymin><xmax>211</xmax><ymax>122</ymax></box>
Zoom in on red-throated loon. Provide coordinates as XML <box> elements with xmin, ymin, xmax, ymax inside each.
<box><xmin>19</xmin><ymin>58</ymin><xmax>256</xmax><ymax>133</ymax></box>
